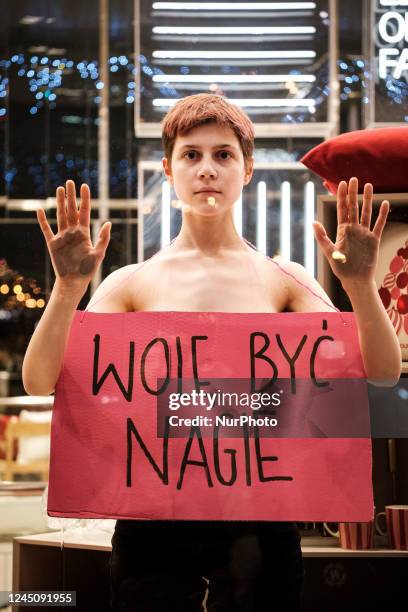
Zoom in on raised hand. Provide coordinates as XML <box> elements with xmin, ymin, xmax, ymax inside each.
<box><xmin>36</xmin><ymin>180</ymin><xmax>111</xmax><ymax>290</ymax></box>
<box><xmin>313</xmin><ymin>177</ymin><xmax>389</xmax><ymax>286</ymax></box>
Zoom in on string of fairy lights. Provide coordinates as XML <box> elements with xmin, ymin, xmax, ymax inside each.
<box><xmin>0</xmin><ymin>53</ymin><xmax>142</xmax><ymax>116</ymax></box>
<box><xmin>338</xmin><ymin>57</ymin><xmax>408</xmax><ymax>111</ymax></box>
<box><xmin>1</xmin><ymin>53</ymin><xmax>407</xmax><ymax>120</ymax></box>
<box><xmin>0</xmin><ymin>259</ymin><xmax>45</xmax><ymax>315</ymax></box>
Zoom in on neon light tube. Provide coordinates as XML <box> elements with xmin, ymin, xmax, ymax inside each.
<box><xmin>153</xmin><ymin>26</ymin><xmax>316</xmax><ymax>34</ymax></box>
<box><xmin>153</xmin><ymin>98</ymin><xmax>316</xmax><ymax>108</ymax></box>
<box><xmin>234</xmin><ymin>194</ymin><xmax>243</xmax><ymax>236</ymax></box>
<box><xmin>152</xmin><ymin>2</ymin><xmax>317</xmax><ymax>10</ymax></box>
<box><xmin>257</xmin><ymin>181</ymin><xmax>267</xmax><ymax>254</ymax></box>
<box><xmin>161</xmin><ymin>181</ymin><xmax>171</xmax><ymax>247</ymax></box>
<box><xmin>152</xmin><ymin>50</ymin><xmax>316</xmax><ymax>59</ymax></box>
<box><xmin>280</xmin><ymin>182</ymin><xmax>291</xmax><ymax>260</ymax></box>
<box><xmin>152</xmin><ymin>74</ymin><xmax>316</xmax><ymax>83</ymax></box>
<box><xmin>304</xmin><ymin>181</ymin><xmax>315</xmax><ymax>276</ymax></box>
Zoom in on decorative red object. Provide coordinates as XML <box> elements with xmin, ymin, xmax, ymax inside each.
<box><xmin>379</xmin><ymin>287</ymin><xmax>391</xmax><ymax>309</ymax></box>
<box><xmin>397</xmin><ymin>295</ymin><xmax>408</xmax><ymax>315</ymax></box>
<box><xmin>390</xmin><ymin>256</ymin><xmax>404</xmax><ymax>274</ymax></box>
<box><xmin>383</xmin><ymin>273</ymin><xmax>395</xmax><ymax>289</ymax></box>
<box><xmin>397</xmin><ymin>248</ymin><xmax>408</xmax><ymax>259</ymax></box>
<box><xmin>389</xmin><ymin>308</ymin><xmax>403</xmax><ymax>335</ymax></box>
<box><xmin>300</xmin><ymin>126</ymin><xmax>408</xmax><ymax>193</ymax></box>
<box><xmin>377</xmin><ymin>228</ymin><xmax>408</xmax><ymax>360</ymax></box>
<box><xmin>396</xmin><ymin>273</ymin><xmax>408</xmax><ymax>289</ymax></box>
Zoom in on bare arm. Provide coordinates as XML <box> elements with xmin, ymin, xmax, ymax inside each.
<box><xmin>297</xmin><ymin>178</ymin><xmax>401</xmax><ymax>387</ymax></box>
<box><xmin>22</xmin><ymin>180</ymin><xmax>114</xmax><ymax>396</ymax></box>
<box><xmin>23</xmin><ymin>281</ymin><xmax>88</xmax><ymax>396</ymax></box>
<box><xmin>341</xmin><ymin>279</ymin><xmax>401</xmax><ymax>387</ymax></box>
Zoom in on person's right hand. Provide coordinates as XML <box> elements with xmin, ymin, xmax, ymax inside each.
<box><xmin>37</xmin><ymin>180</ymin><xmax>111</xmax><ymax>291</ymax></box>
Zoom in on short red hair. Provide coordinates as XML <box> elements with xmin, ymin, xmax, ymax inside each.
<box><xmin>161</xmin><ymin>94</ymin><xmax>255</xmax><ymax>171</ymax></box>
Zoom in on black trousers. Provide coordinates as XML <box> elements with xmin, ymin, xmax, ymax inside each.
<box><xmin>109</xmin><ymin>520</ymin><xmax>305</xmax><ymax>612</ymax></box>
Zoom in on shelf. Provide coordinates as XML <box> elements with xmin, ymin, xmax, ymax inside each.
<box><xmin>13</xmin><ymin>531</ymin><xmax>408</xmax><ymax>557</ymax></box>
<box><xmin>0</xmin><ymin>396</ymin><xmax>54</xmax><ymax>408</ymax></box>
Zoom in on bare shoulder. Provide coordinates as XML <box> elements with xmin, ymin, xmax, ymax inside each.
<box><xmin>86</xmin><ymin>263</ymin><xmax>142</xmax><ymax>313</ymax></box>
<box><xmin>267</xmin><ymin>257</ymin><xmax>335</xmax><ymax>313</ymax></box>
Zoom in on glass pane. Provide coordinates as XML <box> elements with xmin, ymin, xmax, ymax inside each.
<box><xmin>3</xmin><ymin>0</ymin><xmax>100</xmax><ymax>198</ymax></box>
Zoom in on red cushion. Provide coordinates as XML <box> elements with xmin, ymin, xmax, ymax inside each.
<box><xmin>300</xmin><ymin>126</ymin><xmax>408</xmax><ymax>194</ymax></box>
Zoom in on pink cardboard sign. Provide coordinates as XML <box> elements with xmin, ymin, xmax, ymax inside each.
<box><xmin>47</xmin><ymin>311</ymin><xmax>373</xmax><ymax>522</ymax></box>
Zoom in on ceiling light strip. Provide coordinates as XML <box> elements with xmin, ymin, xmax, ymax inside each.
<box><xmin>152</xmin><ymin>2</ymin><xmax>316</xmax><ymax>10</ymax></box>
<box><xmin>152</xmin><ymin>50</ymin><xmax>316</xmax><ymax>59</ymax></box>
<box><xmin>152</xmin><ymin>74</ymin><xmax>316</xmax><ymax>83</ymax></box>
<box><xmin>153</xmin><ymin>26</ymin><xmax>316</xmax><ymax>34</ymax></box>
<box><xmin>153</xmin><ymin>98</ymin><xmax>316</xmax><ymax>108</ymax></box>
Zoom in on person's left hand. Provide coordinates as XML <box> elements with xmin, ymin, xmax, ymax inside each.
<box><xmin>313</xmin><ymin>177</ymin><xmax>389</xmax><ymax>287</ymax></box>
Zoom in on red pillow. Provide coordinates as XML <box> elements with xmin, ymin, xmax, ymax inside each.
<box><xmin>300</xmin><ymin>126</ymin><xmax>408</xmax><ymax>194</ymax></box>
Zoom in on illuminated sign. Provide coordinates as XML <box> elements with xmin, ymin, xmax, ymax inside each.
<box><xmin>378</xmin><ymin>4</ymin><xmax>408</xmax><ymax>78</ymax></box>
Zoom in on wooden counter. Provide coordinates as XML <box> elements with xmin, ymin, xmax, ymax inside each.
<box><xmin>11</xmin><ymin>530</ymin><xmax>408</xmax><ymax>612</ymax></box>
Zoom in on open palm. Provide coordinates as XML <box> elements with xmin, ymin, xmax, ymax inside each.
<box><xmin>313</xmin><ymin>177</ymin><xmax>389</xmax><ymax>284</ymax></box>
<box><xmin>37</xmin><ymin>180</ymin><xmax>111</xmax><ymax>289</ymax></box>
